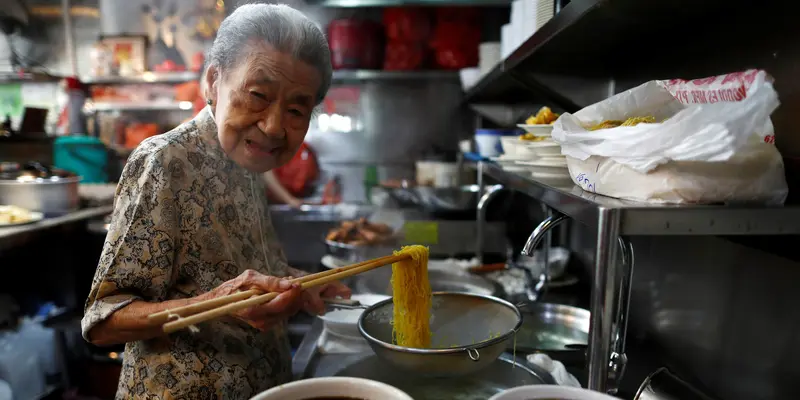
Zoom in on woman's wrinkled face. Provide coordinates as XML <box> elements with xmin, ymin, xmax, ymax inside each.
<box><xmin>205</xmin><ymin>44</ymin><xmax>321</xmax><ymax>173</ymax></box>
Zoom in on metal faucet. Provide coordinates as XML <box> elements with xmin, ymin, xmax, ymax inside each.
<box><xmin>520</xmin><ymin>211</ymin><xmax>568</xmax><ymax>301</ymax></box>
<box><xmin>607</xmin><ymin>236</ymin><xmax>634</xmax><ymax>392</ymax></box>
<box><xmin>520</xmin><ymin>211</ymin><xmax>634</xmax><ymax>393</ymax></box>
<box><xmin>475</xmin><ymin>183</ymin><xmax>504</xmax><ymax>263</ymax></box>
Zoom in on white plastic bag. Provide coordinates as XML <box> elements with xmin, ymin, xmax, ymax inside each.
<box><xmin>552</xmin><ymin>70</ymin><xmax>788</xmax><ymax>204</ymax></box>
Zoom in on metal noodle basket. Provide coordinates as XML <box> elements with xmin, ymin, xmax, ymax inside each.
<box><xmin>358</xmin><ymin>292</ymin><xmax>522</xmax><ymax>377</ymax></box>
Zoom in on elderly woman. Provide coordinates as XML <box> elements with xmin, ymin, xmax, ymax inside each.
<box><xmin>82</xmin><ymin>4</ymin><xmax>349</xmax><ymax>398</ymax></box>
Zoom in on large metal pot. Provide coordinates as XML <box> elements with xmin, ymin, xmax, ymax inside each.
<box><xmin>0</xmin><ymin>162</ymin><xmax>81</xmax><ymax>215</ymax></box>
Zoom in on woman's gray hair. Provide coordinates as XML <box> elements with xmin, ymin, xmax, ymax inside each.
<box><xmin>206</xmin><ymin>3</ymin><xmax>332</xmax><ymax>104</ymax></box>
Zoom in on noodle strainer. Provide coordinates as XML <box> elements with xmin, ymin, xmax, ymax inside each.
<box><xmin>358</xmin><ymin>292</ymin><xmax>522</xmax><ymax>377</ymax></box>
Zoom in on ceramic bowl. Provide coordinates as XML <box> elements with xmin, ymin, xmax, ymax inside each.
<box><xmin>250</xmin><ymin>377</ymin><xmax>413</xmax><ymax>400</ymax></box>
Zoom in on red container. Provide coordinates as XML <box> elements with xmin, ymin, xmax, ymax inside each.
<box><xmin>383</xmin><ymin>7</ymin><xmax>431</xmax><ymax>42</ymax></box>
<box><xmin>328</xmin><ymin>19</ymin><xmax>383</xmax><ymax>70</ymax></box>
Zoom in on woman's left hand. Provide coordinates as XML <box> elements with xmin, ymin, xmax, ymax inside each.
<box><xmin>302</xmin><ymin>281</ymin><xmax>352</xmax><ymax>316</ymax></box>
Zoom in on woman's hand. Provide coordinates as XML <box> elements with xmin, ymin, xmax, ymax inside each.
<box><xmin>286</xmin><ymin>196</ymin><xmax>303</xmax><ymax>209</ymax></box>
<box><xmin>211</xmin><ymin>269</ymin><xmax>304</xmax><ymax>331</ymax></box>
<box><xmin>301</xmin><ymin>281</ymin><xmax>352</xmax><ymax>316</ymax></box>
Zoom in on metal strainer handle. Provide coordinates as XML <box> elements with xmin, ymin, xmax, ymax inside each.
<box><xmin>466</xmin><ymin>348</ymin><xmax>480</xmax><ymax>361</ymax></box>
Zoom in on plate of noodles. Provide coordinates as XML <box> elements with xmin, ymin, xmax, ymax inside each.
<box><xmin>0</xmin><ymin>205</ymin><xmax>43</xmax><ymax>227</ymax></box>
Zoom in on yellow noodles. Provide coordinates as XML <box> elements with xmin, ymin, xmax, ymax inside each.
<box><xmin>390</xmin><ymin>245</ymin><xmax>432</xmax><ymax>348</ymax></box>
<box><xmin>588</xmin><ymin>115</ymin><xmax>657</xmax><ymax>131</ymax></box>
<box><xmin>620</xmin><ymin>115</ymin><xmax>656</xmax><ymax>126</ymax></box>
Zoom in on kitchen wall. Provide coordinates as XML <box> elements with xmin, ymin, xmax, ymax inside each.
<box><xmin>1</xmin><ymin>2</ymin><xmax>472</xmax><ymax>202</ymax></box>
<box><xmin>305</xmin><ymin>79</ymin><xmax>469</xmax><ymax>202</ymax></box>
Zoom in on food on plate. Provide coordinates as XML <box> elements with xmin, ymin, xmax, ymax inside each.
<box><xmin>519</xmin><ymin>132</ymin><xmax>548</xmax><ymax>141</ymax></box>
<box><xmin>391</xmin><ymin>245</ymin><xmax>432</xmax><ymax>348</ymax></box>
<box><xmin>0</xmin><ymin>205</ymin><xmax>35</xmax><ymax>225</ymax></box>
<box><xmin>588</xmin><ymin>115</ymin><xmax>657</xmax><ymax>131</ymax></box>
<box><xmin>525</xmin><ymin>106</ymin><xmax>560</xmax><ymax>125</ymax></box>
<box><xmin>326</xmin><ymin>218</ymin><xmax>393</xmax><ymax>245</ymax></box>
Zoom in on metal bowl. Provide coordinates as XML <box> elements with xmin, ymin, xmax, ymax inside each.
<box><xmin>354</xmin><ymin>262</ymin><xmax>503</xmax><ymax>298</ymax></box>
<box><xmin>382</xmin><ymin>185</ymin><xmax>482</xmax><ymax>213</ymax></box>
<box><xmin>324</xmin><ymin>239</ymin><xmax>397</xmax><ymax>263</ymax></box>
<box><xmin>358</xmin><ymin>292</ymin><xmax>522</xmax><ymax>377</ymax></box>
<box><xmin>514</xmin><ymin>302</ymin><xmax>590</xmax><ymax>354</ymax></box>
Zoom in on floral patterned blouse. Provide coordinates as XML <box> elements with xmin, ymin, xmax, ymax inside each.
<box><xmin>82</xmin><ymin>108</ymin><xmax>293</xmax><ymax>399</ymax></box>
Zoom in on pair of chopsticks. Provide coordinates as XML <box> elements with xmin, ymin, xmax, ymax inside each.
<box><xmin>148</xmin><ymin>252</ymin><xmax>410</xmax><ymax>333</ymax></box>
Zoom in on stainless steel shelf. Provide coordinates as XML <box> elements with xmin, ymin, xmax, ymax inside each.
<box><xmin>87</xmin><ymin>101</ymin><xmax>193</xmax><ymax>112</ymax></box>
<box><xmin>0</xmin><ymin>72</ymin><xmax>64</xmax><ymax>84</ymax></box>
<box><xmin>480</xmin><ymin>161</ymin><xmax>800</xmax><ymax>236</ymax></box>
<box><xmin>463</xmin><ymin>0</ymin><xmax>784</xmax><ymax>107</ymax></box>
<box><xmin>332</xmin><ymin>70</ymin><xmax>459</xmax><ymax>82</ymax></box>
<box><xmin>82</xmin><ymin>71</ymin><xmax>199</xmax><ymax>85</ymax></box>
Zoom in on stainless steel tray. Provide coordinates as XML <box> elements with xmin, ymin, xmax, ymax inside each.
<box><xmin>292</xmin><ymin>319</ymin><xmax>556</xmax><ymax>399</ymax></box>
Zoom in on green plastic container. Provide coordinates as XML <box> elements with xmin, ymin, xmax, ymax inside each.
<box><xmin>53</xmin><ymin>136</ymin><xmax>109</xmax><ymax>183</ymax></box>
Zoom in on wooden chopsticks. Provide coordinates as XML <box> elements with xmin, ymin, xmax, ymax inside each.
<box><xmin>148</xmin><ymin>252</ymin><xmax>409</xmax><ymax>334</ymax></box>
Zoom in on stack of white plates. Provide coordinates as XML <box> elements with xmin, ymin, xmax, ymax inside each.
<box><xmin>534</xmin><ymin>0</ymin><xmax>555</xmax><ymax>30</ymax></box>
<box><xmin>492</xmin><ymin>124</ymin><xmax>572</xmax><ymax>187</ymax></box>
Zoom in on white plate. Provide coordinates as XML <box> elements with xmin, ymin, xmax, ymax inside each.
<box><xmin>524</xmin><ymin>140</ymin><xmax>560</xmax><ymax>148</ymax></box>
<box><xmin>318</xmin><ymin>293</ymin><xmax>390</xmax><ymax>339</ymax></box>
<box><xmin>502</xmin><ymin>164</ymin><xmax>534</xmax><ymax>173</ymax></box>
<box><xmin>516</xmin><ymin>160</ymin><xmax>569</xmax><ymax>175</ymax></box>
<box><xmin>523</xmin><ymin>141</ymin><xmax>562</xmax><ymax>156</ymax></box>
<box><xmin>489</xmin><ymin>385</ymin><xmax>619</xmax><ymax>400</ymax></box>
<box><xmin>491</xmin><ymin>155</ymin><xmax>530</xmax><ymax>164</ymax></box>
<box><xmin>517</xmin><ymin>158</ymin><xmax>568</xmax><ymax>167</ymax></box>
<box><xmin>517</xmin><ymin>124</ymin><xmax>554</xmax><ymax>136</ymax></box>
<box><xmin>0</xmin><ymin>210</ymin><xmax>44</xmax><ymax>227</ymax></box>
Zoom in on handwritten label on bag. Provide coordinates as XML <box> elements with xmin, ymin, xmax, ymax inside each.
<box><xmin>575</xmin><ymin>173</ymin><xmax>596</xmax><ymax>192</ymax></box>
<box><xmin>403</xmin><ymin>221</ymin><xmax>439</xmax><ymax>245</ymax></box>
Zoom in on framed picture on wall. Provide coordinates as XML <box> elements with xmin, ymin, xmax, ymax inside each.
<box><xmin>97</xmin><ymin>34</ymin><xmax>148</xmax><ymax>77</ymax></box>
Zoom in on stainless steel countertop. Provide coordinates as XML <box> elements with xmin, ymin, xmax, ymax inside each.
<box><xmin>292</xmin><ymin>318</ymin><xmax>556</xmax><ymax>381</ymax></box>
<box><xmin>0</xmin><ymin>205</ymin><xmax>113</xmax><ymax>251</ymax></box>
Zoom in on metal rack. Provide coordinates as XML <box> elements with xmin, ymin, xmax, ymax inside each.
<box><xmin>81</xmin><ymin>71</ymin><xmax>199</xmax><ymax>85</ymax></box>
<box><xmin>481</xmin><ymin>162</ymin><xmax>800</xmax><ymax>236</ymax></box>
<box><xmin>332</xmin><ymin>70</ymin><xmax>459</xmax><ymax>82</ymax></box>
<box><xmin>475</xmin><ymin>160</ymin><xmax>800</xmax><ymax>392</ymax></box>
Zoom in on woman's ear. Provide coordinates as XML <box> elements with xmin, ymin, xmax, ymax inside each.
<box><xmin>203</xmin><ymin>65</ymin><xmax>219</xmax><ymax>104</ymax></box>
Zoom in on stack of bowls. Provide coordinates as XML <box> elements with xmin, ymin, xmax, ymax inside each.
<box><xmin>493</xmin><ymin>124</ymin><xmax>571</xmax><ymax>187</ymax></box>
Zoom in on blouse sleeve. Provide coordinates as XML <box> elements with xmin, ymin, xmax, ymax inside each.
<box><xmin>81</xmin><ymin>144</ymin><xmax>182</xmax><ymax>340</ymax></box>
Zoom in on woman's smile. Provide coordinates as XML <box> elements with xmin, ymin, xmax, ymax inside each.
<box><xmin>245</xmin><ymin>138</ymin><xmax>282</xmax><ymax>158</ymax></box>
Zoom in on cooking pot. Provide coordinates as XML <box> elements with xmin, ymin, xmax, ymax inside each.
<box><xmin>0</xmin><ymin>162</ymin><xmax>81</xmax><ymax>215</ymax></box>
